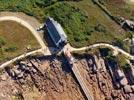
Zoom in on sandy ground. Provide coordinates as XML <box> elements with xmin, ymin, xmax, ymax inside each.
<box><xmin>0</xmin><ymin>12</ymin><xmax>44</xmax><ymax>40</ymax></box>
<box><xmin>125</xmin><ymin>0</ymin><xmax>134</xmax><ymax>4</ymax></box>
<box><xmin>130</xmin><ymin>0</ymin><xmax>134</xmax><ymax>2</ymax></box>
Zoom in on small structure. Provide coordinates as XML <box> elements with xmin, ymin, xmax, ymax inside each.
<box><xmin>121</xmin><ymin>18</ymin><xmax>134</xmax><ymax>31</ymax></box>
<box><xmin>45</xmin><ymin>17</ymin><xmax>67</xmax><ymax>47</ymax></box>
<box><xmin>64</xmin><ymin>48</ymin><xmax>74</xmax><ymax>65</ymax></box>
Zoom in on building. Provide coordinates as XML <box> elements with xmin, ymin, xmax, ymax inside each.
<box><xmin>64</xmin><ymin>48</ymin><xmax>74</xmax><ymax>65</ymax></box>
<box><xmin>121</xmin><ymin>19</ymin><xmax>134</xmax><ymax>31</ymax></box>
<box><xmin>45</xmin><ymin>17</ymin><xmax>67</xmax><ymax>47</ymax></box>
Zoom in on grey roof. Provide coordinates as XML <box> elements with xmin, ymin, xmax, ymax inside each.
<box><xmin>45</xmin><ymin>17</ymin><xmax>67</xmax><ymax>46</ymax></box>
<box><xmin>125</xmin><ymin>20</ymin><xmax>134</xmax><ymax>29</ymax></box>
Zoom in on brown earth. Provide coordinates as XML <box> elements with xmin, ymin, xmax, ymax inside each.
<box><xmin>0</xmin><ymin>56</ymin><xmax>84</xmax><ymax>100</ymax></box>
<box><xmin>0</xmin><ymin>54</ymin><xmax>134</xmax><ymax>100</ymax></box>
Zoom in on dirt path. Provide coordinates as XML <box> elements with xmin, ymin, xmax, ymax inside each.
<box><xmin>129</xmin><ymin>0</ymin><xmax>134</xmax><ymax>2</ymax></box>
<box><xmin>0</xmin><ymin>49</ymin><xmax>43</xmax><ymax>69</ymax></box>
<box><xmin>0</xmin><ymin>12</ymin><xmax>53</xmax><ymax>68</ymax></box>
<box><xmin>0</xmin><ymin>12</ymin><xmax>43</xmax><ymax>36</ymax></box>
<box><xmin>67</xmin><ymin>43</ymin><xmax>134</xmax><ymax>60</ymax></box>
<box><xmin>0</xmin><ymin>16</ymin><xmax>46</xmax><ymax>51</ymax></box>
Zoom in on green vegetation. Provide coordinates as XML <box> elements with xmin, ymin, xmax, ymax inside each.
<box><xmin>112</xmin><ymin>38</ymin><xmax>125</xmax><ymax>50</ymax></box>
<box><xmin>44</xmin><ymin>0</ymin><xmax>129</xmax><ymax>47</ymax></box>
<box><xmin>0</xmin><ymin>21</ymin><xmax>40</xmax><ymax>62</ymax></box>
<box><xmin>106</xmin><ymin>52</ymin><xmax>116</xmax><ymax>64</ymax></box>
<box><xmin>0</xmin><ymin>36</ymin><xmax>6</xmax><ymax>54</ymax></box>
<box><xmin>98</xmin><ymin>0</ymin><xmax>108</xmax><ymax>5</ymax></box>
<box><xmin>105</xmin><ymin>49</ymin><xmax>129</xmax><ymax>69</ymax></box>
<box><xmin>94</xmin><ymin>24</ymin><xmax>107</xmax><ymax>33</ymax></box>
<box><xmin>11</xmin><ymin>93</ymin><xmax>24</xmax><ymax>100</ymax></box>
<box><xmin>45</xmin><ymin>2</ymin><xmax>94</xmax><ymax>47</ymax></box>
<box><xmin>103</xmin><ymin>0</ymin><xmax>134</xmax><ymax>21</ymax></box>
<box><xmin>116</xmin><ymin>53</ymin><xmax>129</xmax><ymax>69</ymax></box>
<box><xmin>4</xmin><ymin>45</ymin><xmax>17</xmax><ymax>52</ymax></box>
<box><xmin>0</xmin><ymin>0</ymin><xmax>132</xmax><ymax>48</ymax></box>
<box><xmin>0</xmin><ymin>0</ymin><xmax>80</xmax><ymax>20</ymax></box>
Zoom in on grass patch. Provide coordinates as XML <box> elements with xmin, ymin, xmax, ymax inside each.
<box><xmin>116</xmin><ymin>53</ymin><xmax>129</xmax><ymax>69</ymax></box>
<box><xmin>44</xmin><ymin>1</ymin><xmax>129</xmax><ymax>48</ymax></box>
<box><xmin>0</xmin><ymin>0</ymin><xmax>132</xmax><ymax>49</ymax></box>
<box><xmin>0</xmin><ymin>21</ymin><xmax>40</xmax><ymax>62</ymax></box>
<box><xmin>103</xmin><ymin>0</ymin><xmax>134</xmax><ymax>21</ymax></box>
<box><xmin>105</xmin><ymin>49</ymin><xmax>129</xmax><ymax>69</ymax></box>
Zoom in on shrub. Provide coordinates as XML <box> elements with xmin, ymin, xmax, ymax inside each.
<box><xmin>112</xmin><ymin>38</ymin><xmax>124</xmax><ymax>49</ymax></box>
<box><xmin>35</xmin><ymin>0</ymin><xmax>57</xmax><ymax>7</ymax></box>
<box><xmin>125</xmin><ymin>31</ymin><xmax>133</xmax><ymax>39</ymax></box>
<box><xmin>98</xmin><ymin>0</ymin><xmax>108</xmax><ymax>5</ymax></box>
<box><xmin>94</xmin><ymin>24</ymin><xmax>107</xmax><ymax>33</ymax></box>
<box><xmin>45</xmin><ymin>2</ymin><xmax>93</xmax><ymax>47</ymax></box>
<box><xmin>0</xmin><ymin>36</ymin><xmax>6</xmax><ymax>54</ymax></box>
<box><xmin>5</xmin><ymin>45</ymin><xmax>17</xmax><ymax>52</ymax></box>
<box><xmin>117</xmin><ymin>54</ymin><xmax>128</xmax><ymax>69</ymax></box>
<box><xmin>0</xmin><ymin>36</ymin><xmax>6</xmax><ymax>47</ymax></box>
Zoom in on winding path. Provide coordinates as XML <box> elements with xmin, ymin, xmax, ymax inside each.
<box><xmin>0</xmin><ymin>49</ymin><xmax>43</xmax><ymax>68</ymax></box>
<box><xmin>0</xmin><ymin>14</ymin><xmax>134</xmax><ymax>100</ymax></box>
<box><xmin>0</xmin><ymin>16</ymin><xmax>47</xmax><ymax>52</ymax></box>
<box><xmin>0</xmin><ymin>15</ymin><xmax>51</xmax><ymax>68</ymax></box>
<box><xmin>1</xmin><ymin>15</ymin><xmax>134</xmax><ymax>69</ymax></box>
<box><xmin>69</xmin><ymin>43</ymin><xmax>134</xmax><ymax>60</ymax></box>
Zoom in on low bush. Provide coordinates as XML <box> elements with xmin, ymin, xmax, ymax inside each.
<box><xmin>45</xmin><ymin>2</ymin><xmax>94</xmax><ymax>47</ymax></box>
<box><xmin>94</xmin><ymin>24</ymin><xmax>107</xmax><ymax>33</ymax></box>
<box><xmin>5</xmin><ymin>45</ymin><xmax>17</xmax><ymax>52</ymax></box>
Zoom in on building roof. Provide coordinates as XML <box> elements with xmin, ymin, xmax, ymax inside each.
<box><xmin>125</xmin><ymin>20</ymin><xmax>134</xmax><ymax>25</ymax></box>
<box><xmin>46</xmin><ymin>18</ymin><xmax>61</xmax><ymax>43</ymax></box>
<box><xmin>125</xmin><ymin>20</ymin><xmax>134</xmax><ymax>29</ymax></box>
<box><xmin>45</xmin><ymin>17</ymin><xmax>67</xmax><ymax>46</ymax></box>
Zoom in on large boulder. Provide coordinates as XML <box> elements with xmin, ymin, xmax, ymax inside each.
<box><xmin>14</xmin><ymin>69</ymin><xmax>21</xmax><ymax>75</ymax></box>
<box><xmin>124</xmin><ymin>85</ymin><xmax>132</xmax><ymax>93</ymax></box>
<box><xmin>17</xmin><ymin>72</ymin><xmax>24</xmax><ymax>79</ymax></box>
<box><xmin>27</xmin><ymin>63</ymin><xmax>32</xmax><ymax>67</ymax></box>
<box><xmin>0</xmin><ymin>74</ymin><xmax>7</xmax><ymax>81</ymax></box>
<box><xmin>130</xmin><ymin>95</ymin><xmax>134</xmax><ymax>100</ymax></box>
<box><xmin>20</xmin><ymin>61</ymin><xmax>27</xmax><ymax>65</ymax></box>
<box><xmin>120</xmin><ymin>77</ymin><xmax>128</xmax><ymax>86</ymax></box>
<box><xmin>111</xmin><ymin>90</ymin><xmax>118</xmax><ymax>98</ymax></box>
<box><xmin>131</xmin><ymin>85</ymin><xmax>134</xmax><ymax>92</ymax></box>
